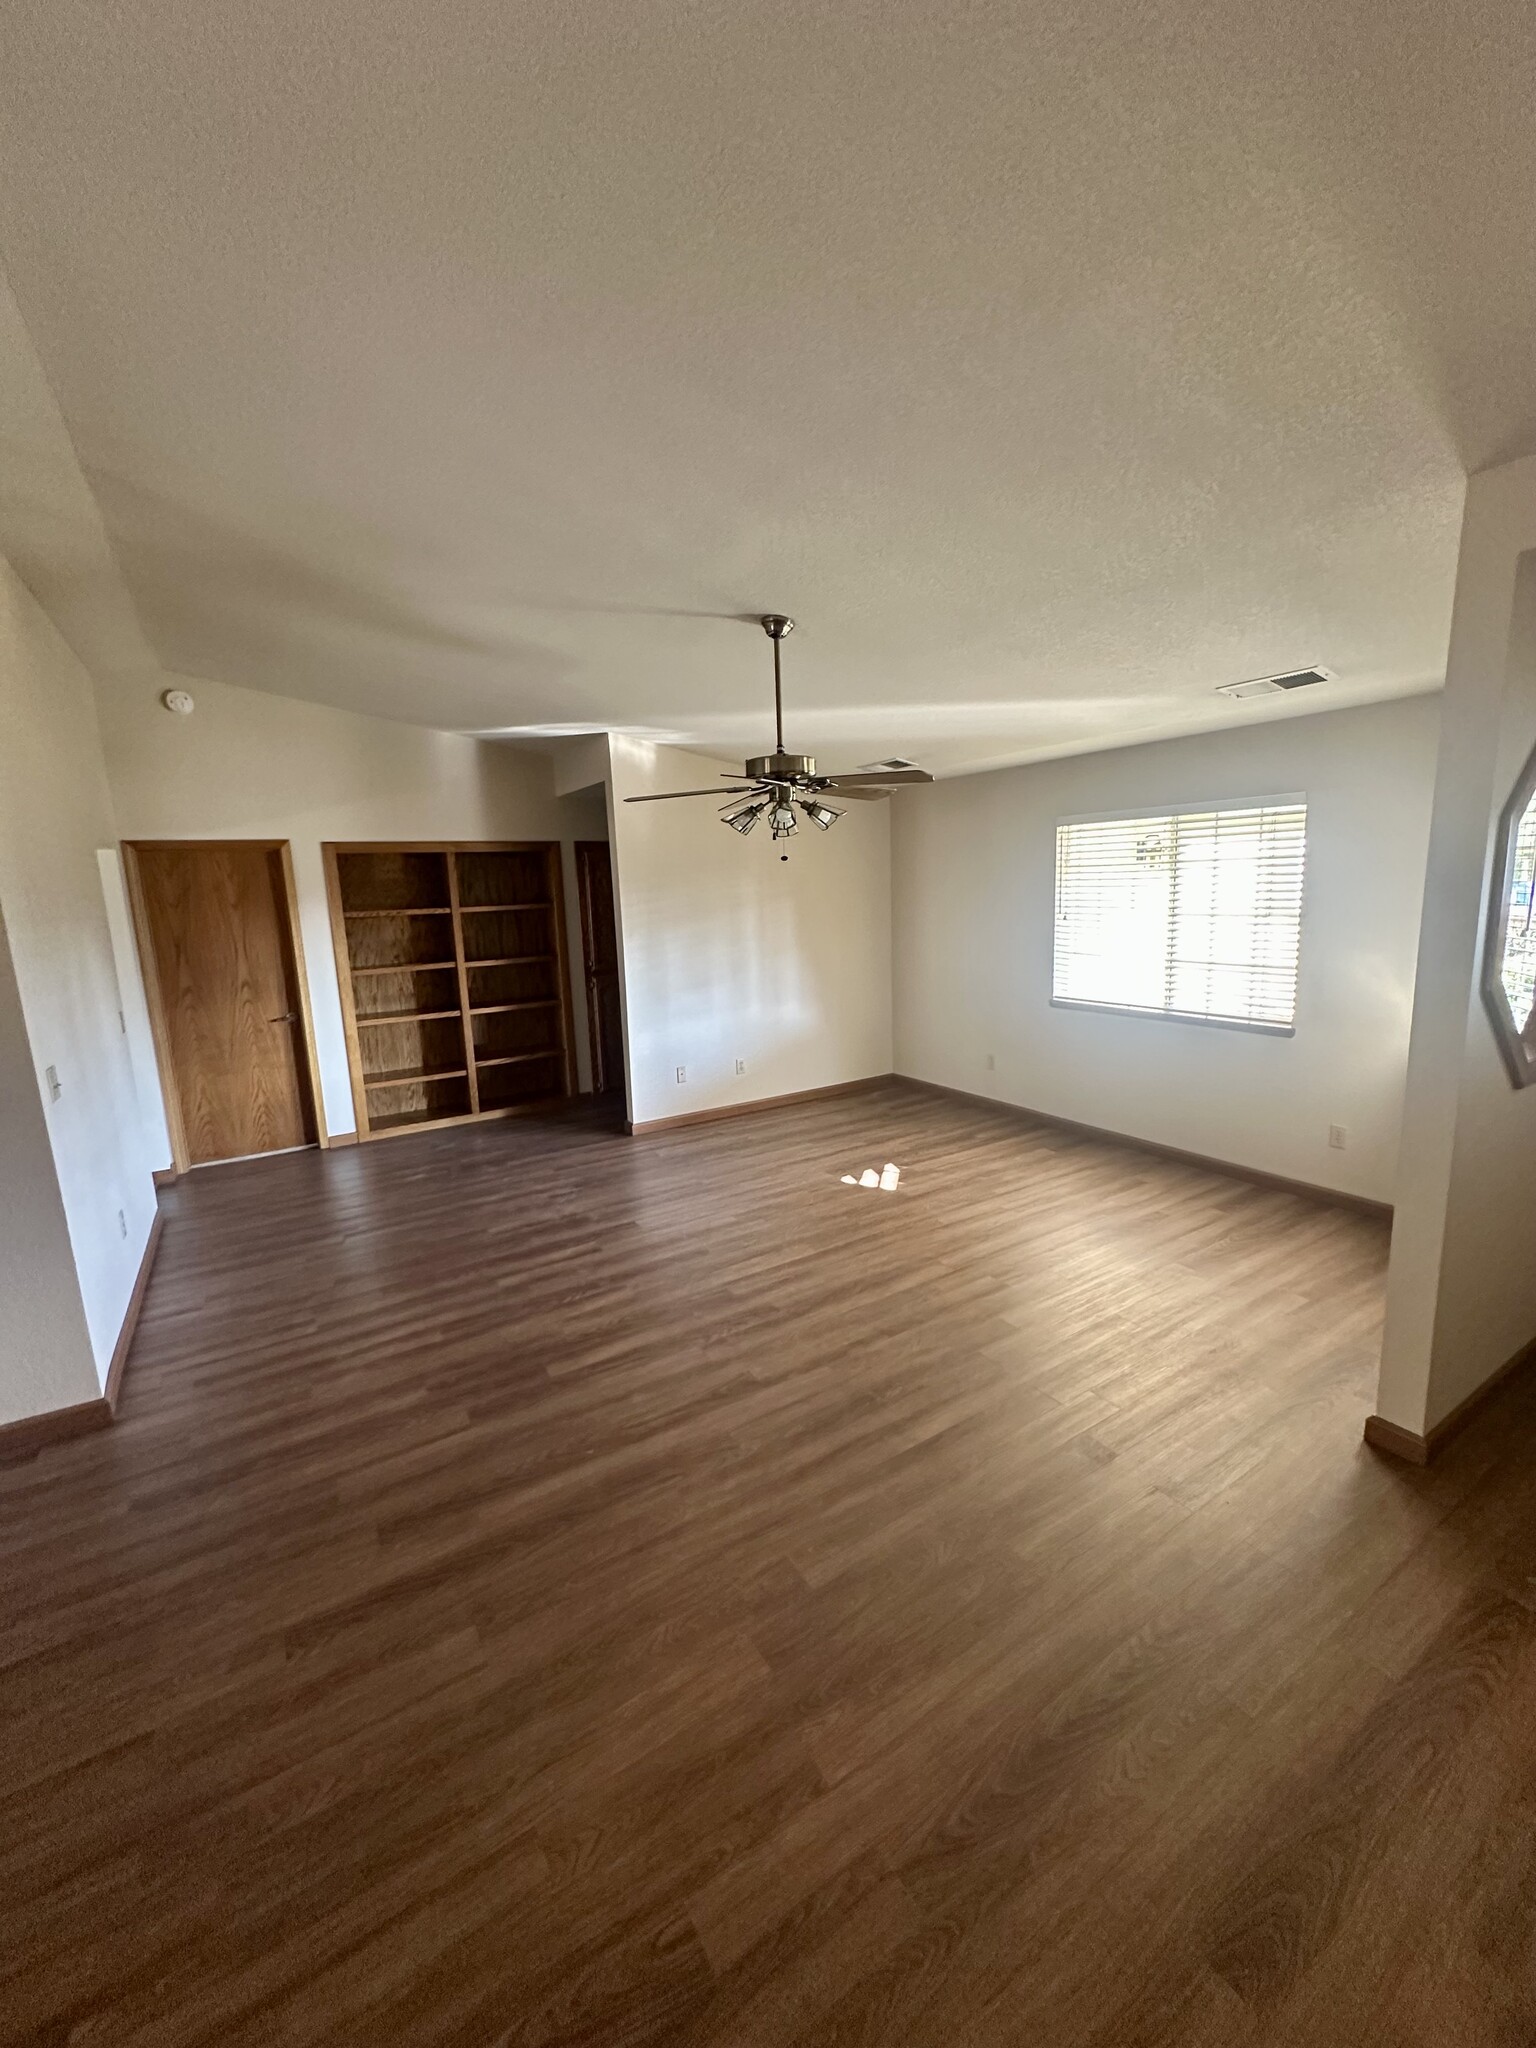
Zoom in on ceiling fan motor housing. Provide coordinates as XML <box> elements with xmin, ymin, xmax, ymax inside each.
<box><xmin>745</xmin><ymin>752</ymin><xmax>815</xmax><ymax>781</ymax></box>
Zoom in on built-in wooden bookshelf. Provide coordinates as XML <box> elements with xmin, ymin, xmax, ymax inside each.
<box><xmin>323</xmin><ymin>843</ymin><xmax>575</xmax><ymax>1140</ymax></box>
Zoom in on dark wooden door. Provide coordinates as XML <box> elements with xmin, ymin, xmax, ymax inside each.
<box><xmin>575</xmin><ymin>841</ymin><xmax>624</xmax><ymax>1096</ymax></box>
<box><xmin>133</xmin><ymin>843</ymin><xmax>317</xmax><ymax>1165</ymax></box>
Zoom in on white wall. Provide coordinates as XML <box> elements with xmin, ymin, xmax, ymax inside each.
<box><xmin>892</xmin><ymin>695</ymin><xmax>1441</xmax><ymax>1205</ymax></box>
<box><xmin>97</xmin><ymin>846</ymin><xmax>173</xmax><ymax>1166</ymax></box>
<box><xmin>606</xmin><ymin>736</ymin><xmax>893</xmax><ymax>1126</ymax></box>
<box><xmin>0</xmin><ymin>910</ymin><xmax>102</xmax><ymax>1422</ymax></box>
<box><xmin>98</xmin><ymin>672</ymin><xmax>608</xmax><ymax>1136</ymax></box>
<box><xmin>1378</xmin><ymin>457</ymin><xmax>1536</xmax><ymax>1435</ymax></box>
<box><xmin>0</xmin><ymin>560</ymin><xmax>161</xmax><ymax>1406</ymax></box>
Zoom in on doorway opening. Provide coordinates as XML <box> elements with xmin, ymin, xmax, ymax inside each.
<box><xmin>575</xmin><ymin>840</ymin><xmax>624</xmax><ymax>1098</ymax></box>
<box><xmin>125</xmin><ymin>840</ymin><xmax>326</xmax><ymax>1170</ymax></box>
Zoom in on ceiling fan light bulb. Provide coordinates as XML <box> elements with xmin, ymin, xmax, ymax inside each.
<box><xmin>723</xmin><ymin>803</ymin><xmax>763</xmax><ymax>835</ymax></box>
<box><xmin>770</xmin><ymin>803</ymin><xmax>798</xmax><ymax>839</ymax></box>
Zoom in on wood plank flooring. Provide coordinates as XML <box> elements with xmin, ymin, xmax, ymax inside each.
<box><xmin>3</xmin><ymin>1081</ymin><xmax>1535</xmax><ymax>2045</ymax></box>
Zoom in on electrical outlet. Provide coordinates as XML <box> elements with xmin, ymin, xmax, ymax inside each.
<box><xmin>45</xmin><ymin>1064</ymin><xmax>61</xmax><ymax>1102</ymax></box>
<box><xmin>117</xmin><ymin>1209</ymin><xmax>127</xmax><ymax>1238</ymax></box>
<box><xmin>735</xmin><ymin>1058</ymin><xmax>746</xmax><ymax>1075</ymax></box>
<box><xmin>675</xmin><ymin>1065</ymin><xmax>687</xmax><ymax>1085</ymax></box>
<box><xmin>1328</xmin><ymin>1124</ymin><xmax>1347</xmax><ymax>1150</ymax></box>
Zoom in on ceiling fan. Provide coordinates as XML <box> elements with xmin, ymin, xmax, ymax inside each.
<box><xmin>624</xmin><ymin>615</ymin><xmax>933</xmax><ymax>853</ymax></box>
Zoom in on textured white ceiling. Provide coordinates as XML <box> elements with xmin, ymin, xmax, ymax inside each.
<box><xmin>0</xmin><ymin>0</ymin><xmax>1531</xmax><ymax>773</ymax></box>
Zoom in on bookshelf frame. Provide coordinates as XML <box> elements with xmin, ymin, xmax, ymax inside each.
<box><xmin>322</xmin><ymin>841</ymin><xmax>576</xmax><ymax>1141</ymax></box>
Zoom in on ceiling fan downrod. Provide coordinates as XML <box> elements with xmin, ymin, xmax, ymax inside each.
<box><xmin>763</xmin><ymin>613</ymin><xmax>792</xmax><ymax>758</ymax></box>
<box><xmin>742</xmin><ymin>615</ymin><xmax>815</xmax><ymax>796</ymax></box>
<box><xmin>757</xmin><ymin>614</ymin><xmax>800</xmax><ymax>857</ymax></box>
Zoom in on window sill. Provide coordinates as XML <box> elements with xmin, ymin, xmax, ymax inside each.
<box><xmin>1049</xmin><ymin>997</ymin><xmax>1295</xmax><ymax>1038</ymax></box>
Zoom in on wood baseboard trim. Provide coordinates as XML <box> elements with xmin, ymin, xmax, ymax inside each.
<box><xmin>1365</xmin><ymin>1332</ymin><xmax>1536</xmax><ymax>1467</ymax></box>
<box><xmin>1362</xmin><ymin>1413</ymin><xmax>1431</xmax><ymax>1465</ymax></box>
<box><xmin>897</xmin><ymin>1077</ymin><xmax>1394</xmax><ymax>1222</ymax></box>
<box><xmin>152</xmin><ymin>1167</ymin><xmax>178</xmax><ymax>1188</ymax></box>
<box><xmin>104</xmin><ymin>1209</ymin><xmax>165</xmax><ymax>1412</ymax></box>
<box><xmin>0</xmin><ymin>1397</ymin><xmax>113</xmax><ymax>1465</ymax></box>
<box><xmin>628</xmin><ymin>1075</ymin><xmax>894</xmax><ymax>1136</ymax></box>
<box><xmin>327</xmin><ymin>1130</ymin><xmax>359</xmax><ymax>1147</ymax></box>
<box><xmin>0</xmin><ymin>1207</ymin><xmax>166</xmax><ymax>1464</ymax></box>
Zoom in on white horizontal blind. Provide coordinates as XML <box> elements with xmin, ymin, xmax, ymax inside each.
<box><xmin>1053</xmin><ymin>801</ymin><xmax>1307</xmax><ymax>1029</ymax></box>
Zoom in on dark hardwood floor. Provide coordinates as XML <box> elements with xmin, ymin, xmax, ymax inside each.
<box><xmin>4</xmin><ymin>1081</ymin><xmax>1535</xmax><ymax>2046</ymax></box>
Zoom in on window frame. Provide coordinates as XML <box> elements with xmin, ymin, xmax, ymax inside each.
<box><xmin>1480</xmin><ymin>741</ymin><xmax>1536</xmax><ymax>1088</ymax></box>
<box><xmin>1049</xmin><ymin>793</ymin><xmax>1308</xmax><ymax>1038</ymax></box>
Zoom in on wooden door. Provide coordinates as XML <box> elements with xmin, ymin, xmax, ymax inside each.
<box><xmin>131</xmin><ymin>843</ymin><xmax>318</xmax><ymax>1166</ymax></box>
<box><xmin>575</xmin><ymin>841</ymin><xmax>624</xmax><ymax>1096</ymax></box>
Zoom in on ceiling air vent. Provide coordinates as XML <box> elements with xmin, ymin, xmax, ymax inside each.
<box><xmin>858</xmin><ymin>756</ymin><xmax>920</xmax><ymax>771</ymax></box>
<box><xmin>1217</xmin><ymin>667</ymin><xmax>1333</xmax><ymax>702</ymax></box>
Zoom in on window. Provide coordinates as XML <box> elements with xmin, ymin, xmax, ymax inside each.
<box><xmin>1053</xmin><ymin>799</ymin><xmax>1307</xmax><ymax>1032</ymax></box>
<box><xmin>1481</xmin><ymin>742</ymin><xmax>1536</xmax><ymax>1087</ymax></box>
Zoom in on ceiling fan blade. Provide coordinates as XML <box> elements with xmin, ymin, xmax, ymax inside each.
<box><xmin>816</xmin><ymin>785</ymin><xmax>888</xmax><ymax>801</ymax></box>
<box><xmin>821</xmin><ymin>770</ymin><xmax>934</xmax><ymax>787</ymax></box>
<box><xmin>624</xmin><ymin>787</ymin><xmax>755</xmax><ymax>803</ymax></box>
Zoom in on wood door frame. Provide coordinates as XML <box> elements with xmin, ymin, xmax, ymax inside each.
<box><xmin>575</xmin><ymin>840</ymin><xmax>621</xmax><ymax>1096</ymax></box>
<box><xmin>123</xmin><ymin>839</ymin><xmax>330</xmax><ymax>1175</ymax></box>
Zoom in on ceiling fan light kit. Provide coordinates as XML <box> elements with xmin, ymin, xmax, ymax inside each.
<box><xmin>624</xmin><ymin>614</ymin><xmax>933</xmax><ymax>858</ymax></box>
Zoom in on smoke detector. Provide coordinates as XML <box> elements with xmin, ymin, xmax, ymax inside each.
<box><xmin>1216</xmin><ymin>668</ymin><xmax>1332</xmax><ymax>702</ymax></box>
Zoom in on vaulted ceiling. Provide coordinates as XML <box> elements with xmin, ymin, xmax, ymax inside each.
<box><xmin>1</xmin><ymin>0</ymin><xmax>1532</xmax><ymax>772</ymax></box>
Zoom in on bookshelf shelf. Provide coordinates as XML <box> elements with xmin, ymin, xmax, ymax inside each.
<box><xmin>349</xmin><ymin>960</ymin><xmax>457</xmax><ymax>976</ymax></box>
<box><xmin>464</xmin><ymin>953</ymin><xmax>556</xmax><ymax>968</ymax></box>
<box><xmin>356</xmin><ymin>1008</ymin><xmax>462</xmax><ymax>1026</ymax></box>
<box><xmin>470</xmin><ymin>1000</ymin><xmax>560</xmax><ymax>1016</ymax></box>
<box><xmin>364</xmin><ymin>1065</ymin><xmax>469</xmax><ymax>1089</ymax></box>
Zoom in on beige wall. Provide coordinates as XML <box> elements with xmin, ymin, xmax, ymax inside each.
<box><xmin>1378</xmin><ymin>457</ymin><xmax>1536</xmax><ymax>1434</ymax></box>
<box><xmin>0</xmin><ymin>911</ymin><xmax>101</xmax><ymax>1422</ymax></box>
<box><xmin>606</xmin><ymin>736</ymin><xmax>893</xmax><ymax>1125</ymax></box>
<box><xmin>98</xmin><ymin>671</ymin><xmax>606</xmax><ymax>1135</ymax></box>
<box><xmin>891</xmin><ymin>696</ymin><xmax>1440</xmax><ymax>1205</ymax></box>
<box><xmin>0</xmin><ymin>561</ymin><xmax>161</xmax><ymax>1414</ymax></box>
